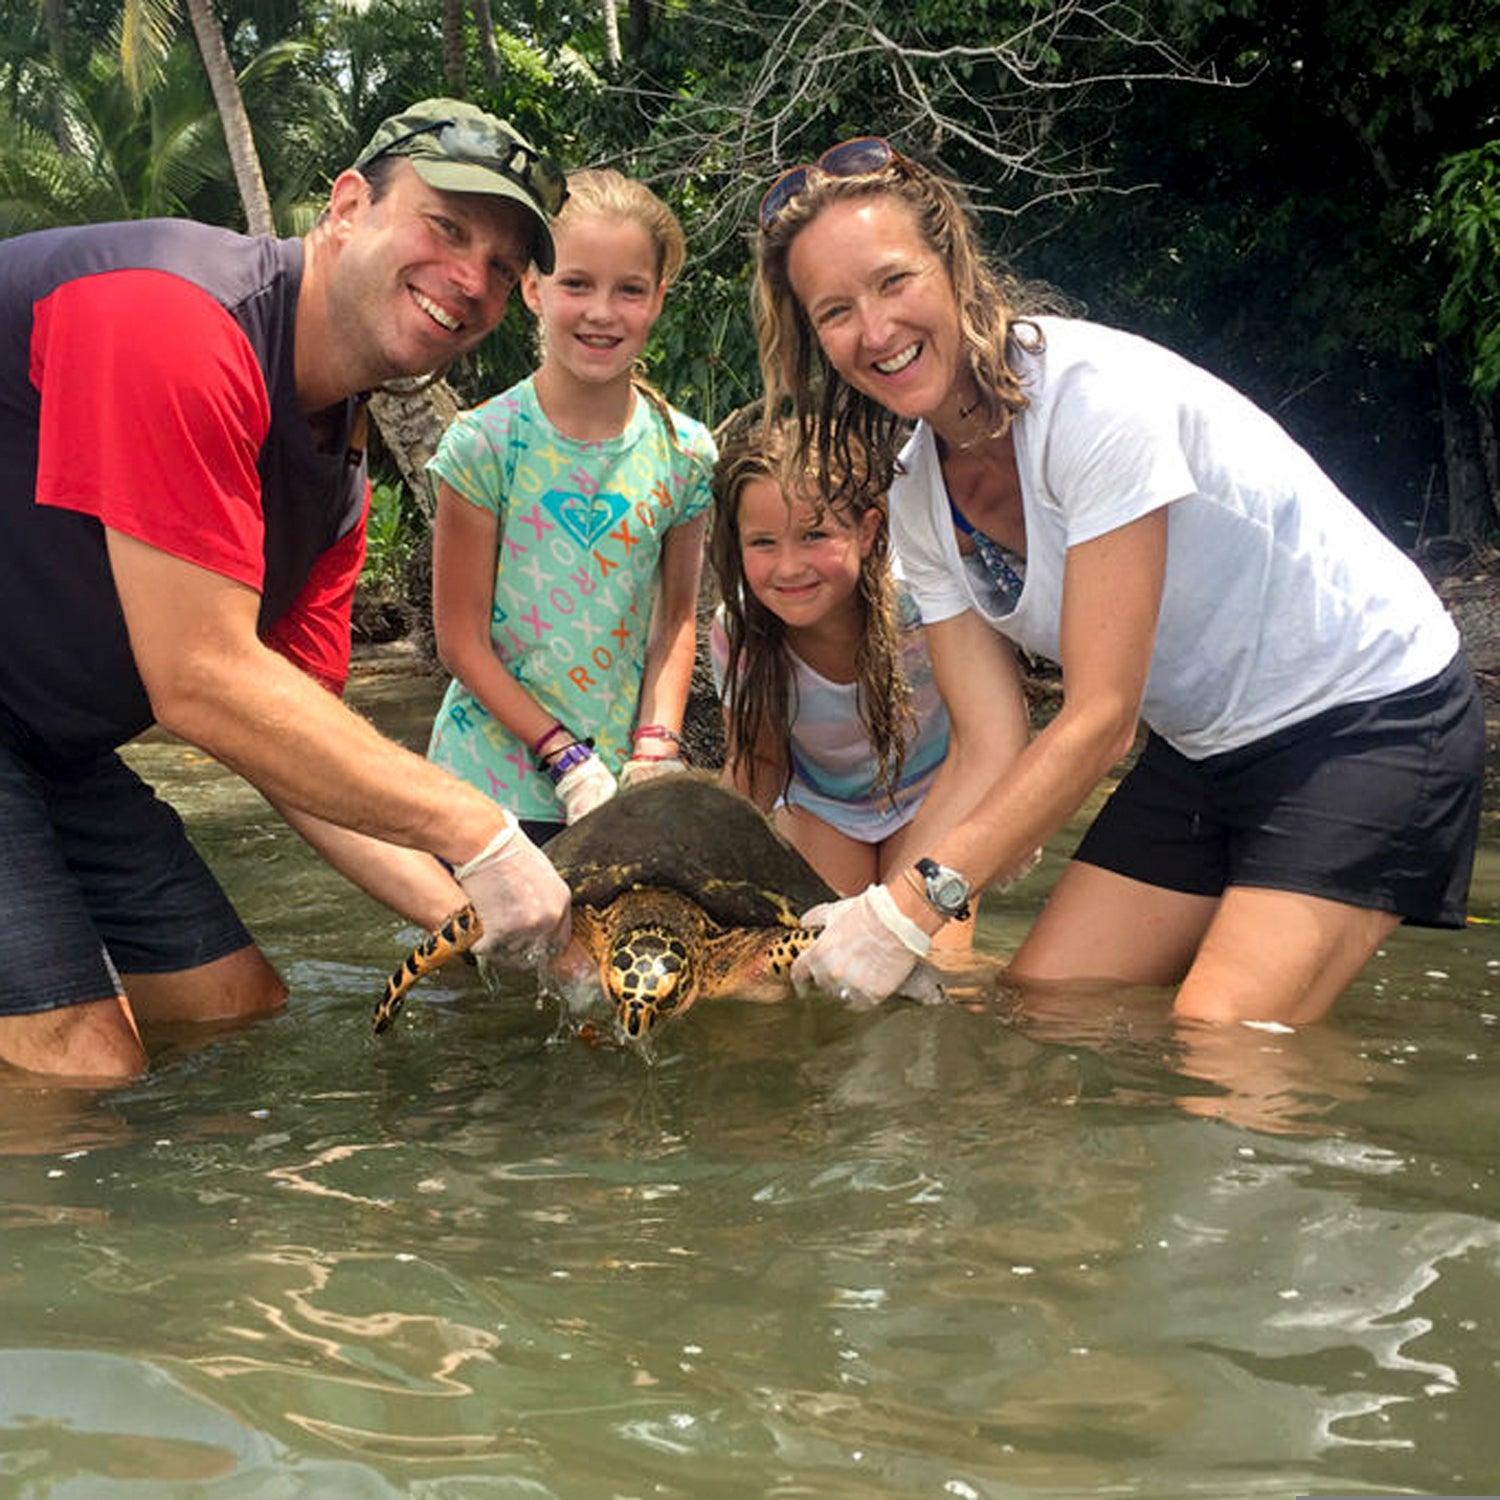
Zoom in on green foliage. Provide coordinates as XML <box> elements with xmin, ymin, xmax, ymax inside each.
<box><xmin>649</xmin><ymin>266</ymin><xmax>761</xmax><ymax>430</ymax></box>
<box><xmin>1020</xmin><ymin>0</ymin><xmax>1500</xmax><ymax>533</ymax></box>
<box><xmin>2</xmin><ymin>0</ymin><xmax>1496</xmax><ymax>542</ymax></box>
<box><xmin>1421</xmin><ymin>141</ymin><xmax>1500</xmax><ymax>397</ymax></box>
<box><xmin>361</xmin><ymin>479</ymin><xmax>421</xmax><ymax>591</ymax></box>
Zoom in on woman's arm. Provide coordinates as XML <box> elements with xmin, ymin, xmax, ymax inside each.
<box><xmin>895</xmin><ymin>612</ymin><xmax>1032</xmax><ymax>852</ymax></box>
<box><xmin>900</xmin><ymin>507</ymin><xmax>1169</xmax><ymax>919</ymax></box>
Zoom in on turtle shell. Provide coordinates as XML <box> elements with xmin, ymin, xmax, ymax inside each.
<box><xmin>543</xmin><ymin>775</ymin><xmax>836</xmax><ymax>927</ymax></box>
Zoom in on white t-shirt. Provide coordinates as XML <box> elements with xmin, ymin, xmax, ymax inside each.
<box><xmin>709</xmin><ymin>585</ymin><xmax>950</xmax><ymax>841</ymax></box>
<box><xmin>891</xmin><ymin>318</ymin><xmax>1458</xmax><ymax>759</ymax></box>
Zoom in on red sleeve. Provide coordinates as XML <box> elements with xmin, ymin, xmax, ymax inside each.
<box><xmin>30</xmin><ymin>269</ymin><xmax>271</xmax><ymax>591</ymax></box>
<box><xmin>263</xmin><ymin>486</ymin><xmax>370</xmax><ymax>695</ymax></box>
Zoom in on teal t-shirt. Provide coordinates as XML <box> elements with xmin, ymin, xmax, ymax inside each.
<box><xmin>426</xmin><ymin>377</ymin><xmax>715</xmax><ymax>820</ymax></box>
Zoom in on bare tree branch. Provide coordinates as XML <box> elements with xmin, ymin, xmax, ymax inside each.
<box><xmin>595</xmin><ymin>0</ymin><xmax>1238</xmax><ymax>259</ymax></box>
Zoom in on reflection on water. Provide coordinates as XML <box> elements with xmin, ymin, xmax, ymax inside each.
<box><xmin>2</xmin><ymin>663</ymin><xmax>1499</xmax><ymax>1497</ymax></box>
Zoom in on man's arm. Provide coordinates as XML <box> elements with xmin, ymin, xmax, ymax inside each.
<box><xmin>107</xmin><ymin>528</ymin><xmax>507</xmax><ymax>867</ymax></box>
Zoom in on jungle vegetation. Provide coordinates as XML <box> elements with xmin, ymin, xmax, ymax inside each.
<box><xmin>3</xmin><ymin>0</ymin><xmax>1496</xmax><ymax>578</ymax></box>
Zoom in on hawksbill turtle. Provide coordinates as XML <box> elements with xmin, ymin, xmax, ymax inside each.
<box><xmin>373</xmin><ymin>776</ymin><xmax>839</xmax><ymax>1039</ymax></box>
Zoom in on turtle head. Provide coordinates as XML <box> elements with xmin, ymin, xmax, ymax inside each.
<box><xmin>607</xmin><ymin>927</ymin><xmax>695</xmax><ymax>1039</ymax></box>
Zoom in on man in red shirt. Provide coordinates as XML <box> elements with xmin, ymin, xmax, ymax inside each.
<box><xmin>0</xmin><ymin>99</ymin><xmax>574</xmax><ymax>1080</ymax></box>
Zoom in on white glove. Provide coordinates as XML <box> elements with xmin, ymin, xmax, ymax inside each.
<box><xmin>618</xmin><ymin>755</ymin><xmax>687</xmax><ymax>789</ymax></box>
<box><xmin>554</xmin><ymin>752</ymin><xmax>618</xmax><ymax>824</ymax></box>
<box><xmin>453</xmin><ymin>817</ymin><xmax>572</xmax><ymax>966</ymax></box>
<box><xmin>791</xmin><ymin>884</ymin><xmax>932</xmax><ymax>1008</ymax></box>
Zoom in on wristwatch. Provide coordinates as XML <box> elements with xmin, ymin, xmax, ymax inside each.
<box><xmin>914</xmin><ymin>858</ymin><xmax>972</xmax><ymax>922</ymax></box>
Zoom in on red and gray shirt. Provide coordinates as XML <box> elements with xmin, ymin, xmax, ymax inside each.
<box><xmin>0</xmin><ymin>218</ymin><xmax>367</xmax><ymax>768</ymax></box>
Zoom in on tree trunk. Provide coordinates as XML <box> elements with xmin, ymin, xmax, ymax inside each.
<box><xmin>367</xmin><ymin>381</ymin><xmax>462</xmax><ymax>519</ymax></box>
<box><xmin>183</xmin><ymin>0</ymin><xmax>274</xmax><ymax>235</ymax></box>
<box><xmin>469</xmin><ymin>0</ymin><xmax>502</xmax><ymax>81</ymax></box>
<box><xmin>627</xmin><ymin>0</ymin><xmax>650</xmax><ymax>52</ymax></box>
<box><xmin>441</xmin><ymin>0</ymin><xmax>467</xmax><ymax>97</ymax></box>
<box><xmin>601</xmin><ymin>0</ymin><xmax>621</xmax><ymax>66</ymax></box>
<box><xmin>1438</xmin><ymin>342</ymin><xmax>1500</xmax><ymax>544</ymax></box>
<box><xmin>366</xmin><ymin>380</ymin><xmax>465</xmax><ymax>661</ymax></box>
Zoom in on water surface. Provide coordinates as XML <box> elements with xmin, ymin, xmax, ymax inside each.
<box><xmin>2</xmin><ymin>663</ymin><xmax>1498</xmax><ymax>1498</ymax></box>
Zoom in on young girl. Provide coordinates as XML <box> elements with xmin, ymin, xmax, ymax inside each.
<box><xmin>708</xmin><ymin>406</ymin><xmax>984</xmax><ymax>949</ymax></box>
<box><xmin>426</xmin><ymin>168</ymin><xmax>716</xmax><ymax>844</ymax></box>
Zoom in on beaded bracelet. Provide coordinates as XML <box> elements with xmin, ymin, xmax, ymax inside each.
<box><xmin>632</xmin><ymin>724</ymin><xmax>688</xmax><ymax>764</ymax></box>
<box><xmin>632</xmin><ymin>723</ymin><xmax>682</xmax><ymax>747</ymax></box>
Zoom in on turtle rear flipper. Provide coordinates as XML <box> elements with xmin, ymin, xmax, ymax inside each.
<box><xmin>373</xmin><ymin>904</ymin><xmax>484</xmax><ymax>1033</ymax></box>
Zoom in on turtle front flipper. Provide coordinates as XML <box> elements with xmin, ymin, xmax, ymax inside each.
<box><xmin>700</xmin><ymin>924</ymin><xmax>817</xmax><ymax>1002</ymax></box>
<box><xmin>373</xmin><ymin>904</ymin><xmax>484</xmax><ymax>1034</ymax></box>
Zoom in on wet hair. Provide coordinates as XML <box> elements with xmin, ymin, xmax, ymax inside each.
<box><xmin>753</xmin><ymin>148</ymin><xmax>1064</xmax><ymax>502</ymax></box>
<box><xmin>709</xmin><ymin>402</ymin><xmax>914</xmax><ymax>803</ymax></box>
<box><xmin>544</xmin><ymin>166</ymin><xmax>695</xmax><ymax>459</ymax></box>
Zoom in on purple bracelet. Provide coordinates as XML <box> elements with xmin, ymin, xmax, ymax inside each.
<box><xmin>545</xmin><ymin>741</ymin><xmax>594</xmax><ymax>785</ymax></box>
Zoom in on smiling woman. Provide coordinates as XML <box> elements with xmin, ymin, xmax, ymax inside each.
<box><xmin>751</xmin><ymin>139</ymin><xmax>1484</xmax><ymax>1035</ymax></box>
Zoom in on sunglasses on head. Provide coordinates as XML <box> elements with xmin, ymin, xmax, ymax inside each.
<box><xmin>758</xmin><ymin>136</ymin><xmax>900</xmax><ymax>233</ymax></box>
<box><xmin>370</xmin><ymin>119</ymin><xmax>569</xmax><ymax>217</ymax></box>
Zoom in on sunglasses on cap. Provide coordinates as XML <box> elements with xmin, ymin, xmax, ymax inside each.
<box><xmin>368</xmin><ymin>118</ymin><xmax>569</xmax><ymax>218</ymax></box>
<box><xmin>758</xmin><ymin>136</ymin><xmax>901</xmax><ymax>233</ymax></box>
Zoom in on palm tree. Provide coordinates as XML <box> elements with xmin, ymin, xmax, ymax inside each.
<box><xmin>119</xmin><ymin>0</ymin><xmax>270</xmax><ymax>230</ymax></box>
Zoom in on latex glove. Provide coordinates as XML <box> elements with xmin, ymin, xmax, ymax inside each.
<box><xmin>554</xmin><ymin>752</ymin><xmax>618</xmax><ymax>824</ymax></box>
<box><xmin>791</xmin><ymin>883</ymin><xmax>932</xmax><ymax>1008</ymax></box>
<box><xmin>618</xmin><ymin>755</ymin><xmax>688</xmax><ymax>790</ymax></box>
<box><xmin>453</xmin><ymin>817</ymin><xmax>572</xmax><ymax>966</ymax></box>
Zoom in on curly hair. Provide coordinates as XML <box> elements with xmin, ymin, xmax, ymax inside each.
<box><xmin>709</xmin><ymin>403</ymin><xmax>914</xmax><ymax>805</ymax></box>
<box><xmin>753</xmin><ymin>146</ymin><xmax>1064</xmax><ymax>503</ymax></box>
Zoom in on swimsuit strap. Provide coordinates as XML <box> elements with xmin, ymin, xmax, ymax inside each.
<box><xmin>949</xmin><ymin>494</ymin><xmax>1025</xmax><ymax>609</ymax></box>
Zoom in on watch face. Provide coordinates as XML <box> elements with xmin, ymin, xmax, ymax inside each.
<box><xmin>918</xmin><ymin>858</ymin><xmax>971</xmax><ymax>917</ymax></box>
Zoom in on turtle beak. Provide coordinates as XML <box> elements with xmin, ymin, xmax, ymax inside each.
<box><xmin>618</xmin><ymin>995</ymin><xmax>657</xmax><ymax>1039</ymax></box>
<box><xmin>616</xmin><ymin>974</ymin><xmax>687</xmax><ymax>1039</ymax></box>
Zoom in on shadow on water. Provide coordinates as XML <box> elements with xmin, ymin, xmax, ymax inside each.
<box><xmin>3</xmin><ymin>663</ymin><xmax>1499</xmax><ymax>1497</ymax></box>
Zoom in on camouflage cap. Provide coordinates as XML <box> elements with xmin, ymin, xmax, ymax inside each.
<box><xmin>353</xmin><ymin>98</ymin><xmax>566</xmax><ymax>272</ymax></box>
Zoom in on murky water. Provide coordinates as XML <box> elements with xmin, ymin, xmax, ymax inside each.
<box><xmin>3</xmin><ymin>663</ymin><xmax>1499</xmax><ymax>1498</ymax></box>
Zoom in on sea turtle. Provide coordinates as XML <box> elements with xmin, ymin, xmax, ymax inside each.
<box><xmin>373</xmin><ymin>776</ymin><xmax>838</xmax><ymax>1039</ymax></box>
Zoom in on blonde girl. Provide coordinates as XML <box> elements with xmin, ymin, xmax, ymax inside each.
<box><xmin>426</xmin><ymin>168</ymin><xmax>715</xmax><ymax>842</ymax></box>
<box><xmin>709</xmin><ymin>406</ymin><xmax>975</xmax><ymax>947</ymax></box>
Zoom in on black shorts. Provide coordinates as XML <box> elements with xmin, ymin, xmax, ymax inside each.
<box><xmin>0</xmin><ymin>740</ymin><xmax>252</xmax><ymax>1016</ymax></box>
<box><xmin>1073</xmin><ymin>652</ymin><xmax>1484</xmax><ymax>928</ymax></box>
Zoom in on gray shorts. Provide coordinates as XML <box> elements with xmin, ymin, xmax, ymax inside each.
<box><xmin>0</xmin><ymin>739</ymin><xmax>252</xmax><ymax>1016</ymax></box>
<box><xmin>1074</xmin><ymin>652</ymin><xmax>1484</xmax><ymax>928</ymax></box>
